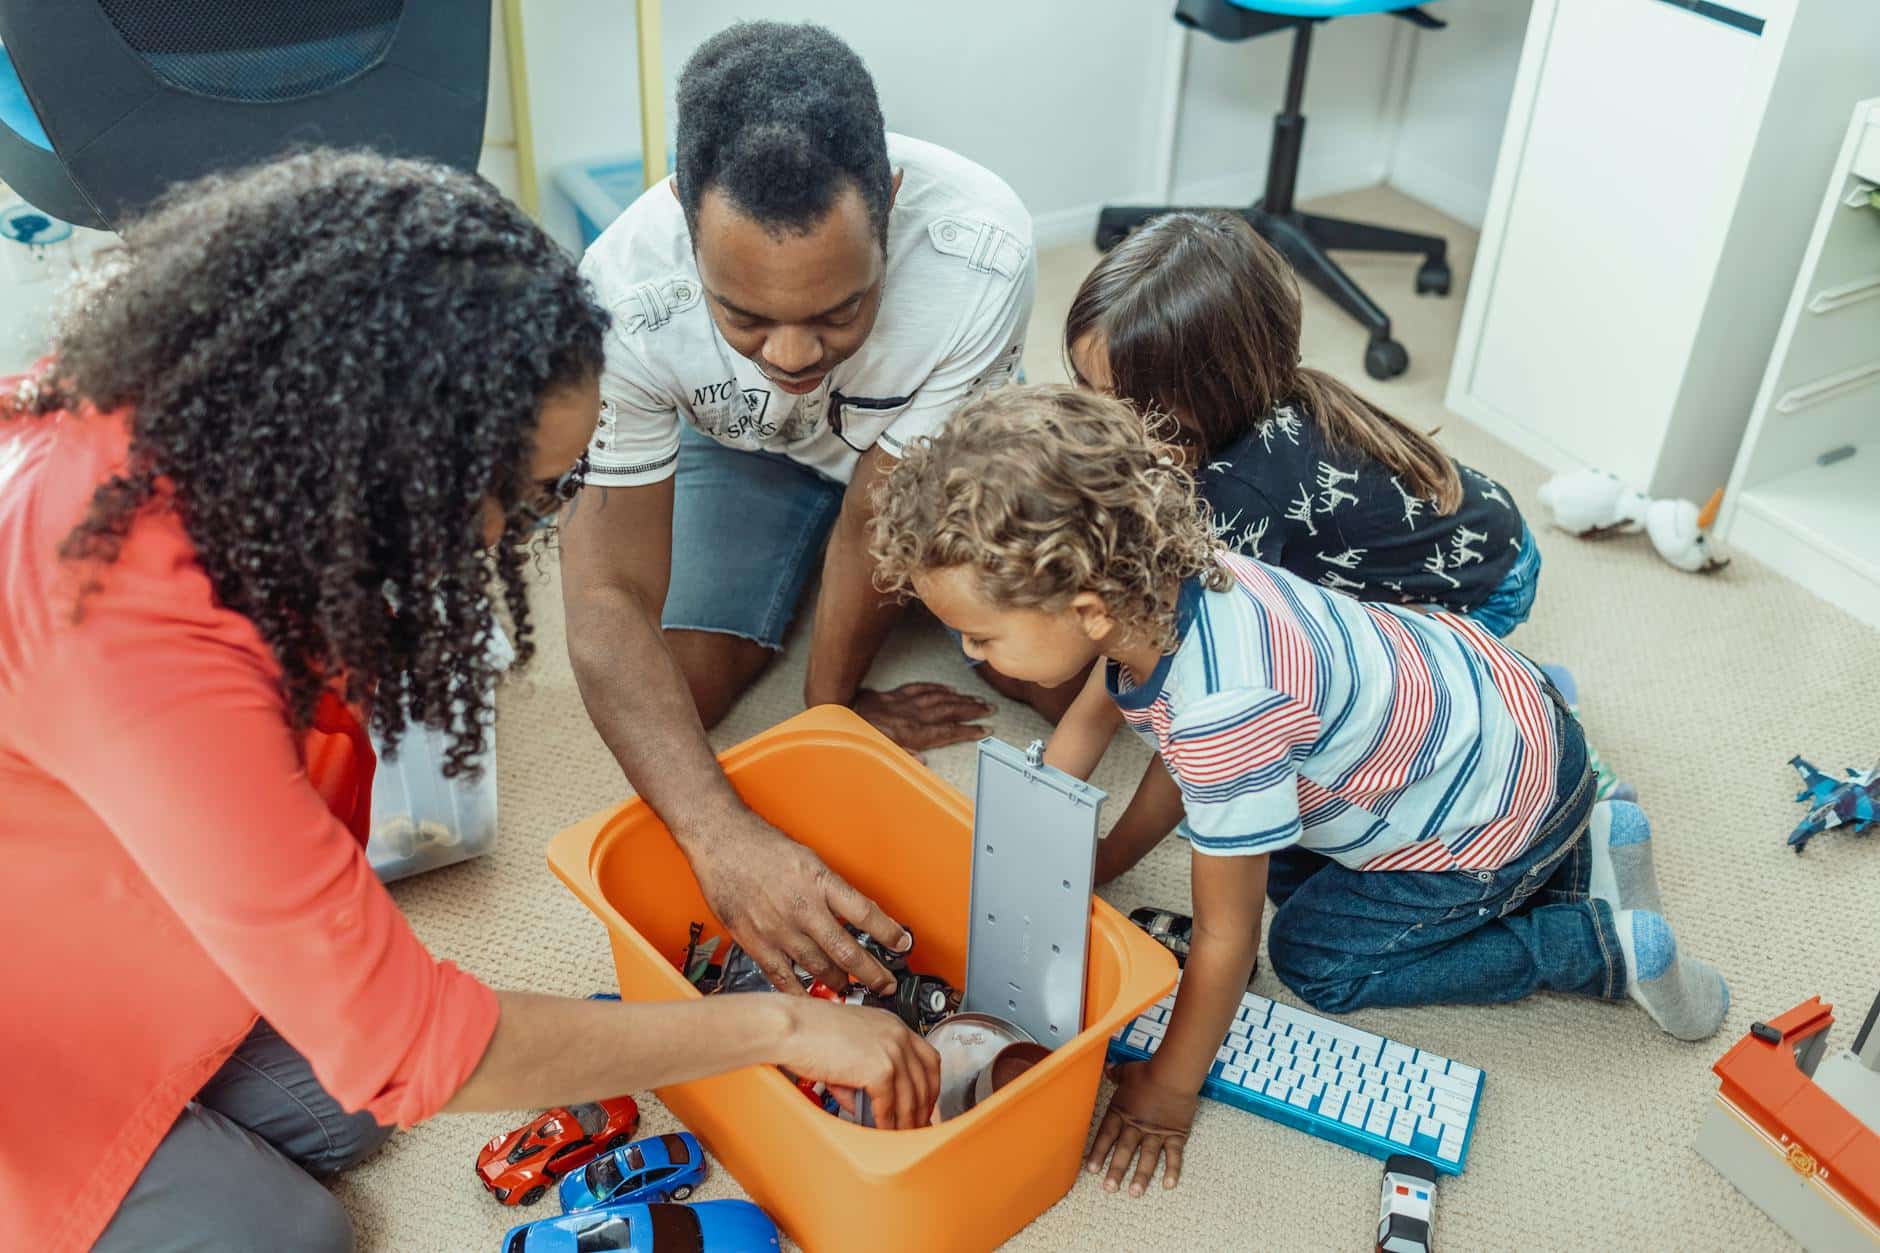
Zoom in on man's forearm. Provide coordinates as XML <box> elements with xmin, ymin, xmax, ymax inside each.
<box><xmin>803</xmin><ymin>505</ymin><xmax>903</xmax><ymax>708</ymax></box>
<box><xmin>565</xmin><ymin>581</ymin><xmax>742</xmax><ymax>847</ymax></box>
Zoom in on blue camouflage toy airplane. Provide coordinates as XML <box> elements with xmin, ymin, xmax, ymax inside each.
<box><xmin>1787</xmin><ymin>756</ymin><xmax>1879</xmax><ymax>852</ymax></box>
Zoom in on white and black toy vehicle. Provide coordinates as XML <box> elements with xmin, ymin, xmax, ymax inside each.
<box><xmin>1376</xmin><ymin>1154</ymin><xmax>1437</xmax><ymax>1253</ymax></box>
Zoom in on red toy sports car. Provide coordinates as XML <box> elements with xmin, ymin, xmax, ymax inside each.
<box><xmin>477</xmin><ymin>1096</ymin><xmax>641</xmax><ymax>1206</ymax></box>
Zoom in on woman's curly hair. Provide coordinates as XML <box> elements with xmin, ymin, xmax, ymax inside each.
<box><xmin>870</xmin><ymin>384</ymin><xmax>1228</xmax><ymax>654</ymax></box>
<box><xmin>10</xmin><ymin>149</ymin><xmax>608</xmax><ymax>774</ymax></box>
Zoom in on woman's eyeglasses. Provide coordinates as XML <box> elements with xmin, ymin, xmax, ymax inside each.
<box><xmin>517</xmin><ymin>452</ymin><xmax>589</xmax><ymax>531</ymax></box>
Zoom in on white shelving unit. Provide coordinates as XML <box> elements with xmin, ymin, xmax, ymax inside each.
<box><xmin>1446</xmin><ymin>0</ymin><xmax>1880</xmax><ymax>505</ymax></box>
<box><xmin>1722</xmin><ymin>99</ymin><xmax>1880</xmax><ymax>629</ymax></box>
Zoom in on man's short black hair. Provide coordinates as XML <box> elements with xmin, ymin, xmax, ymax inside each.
<box><xmin>675</xmin><ymin>22</ymin><xmax>891</xmax><ymax>243</ymax></box>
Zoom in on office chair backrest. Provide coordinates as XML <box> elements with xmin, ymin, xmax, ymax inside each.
<box><xmin>0</xmin><ymin>0</ymin><xmax>490</xmax><ymax>229</ymax></box>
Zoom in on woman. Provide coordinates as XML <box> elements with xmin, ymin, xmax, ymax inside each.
<box><xmin>0</xmin><ymin>151</ymin><xmax>937</xmax><ymax>1253</ymax></box>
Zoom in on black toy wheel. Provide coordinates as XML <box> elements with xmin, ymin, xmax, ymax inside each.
<box><xmin>1415</xmin><ymin>258</ymin><xmax>1451</xmax><ymax>296</ymax></box>
<box><xmin>670</xmin><ymin>1184</ymin><xmax>695</xmax><ymax>1201</ymax></box>
<box><xmin>519</xmin><ymin>1185</ymin><xmax>546</xmax><ymax>1207</ymax></box>
<box><xmin>1364</xmin><ymin>337</ymin><xmax>1409</xmax><ymax>380</ymax></box>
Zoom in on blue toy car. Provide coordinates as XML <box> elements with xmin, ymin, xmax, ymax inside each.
<box><xmin>499</xmin><ymin>1200</ymin><xmax>779</xmax><ymax>1252</ymax></box>
<box><xmin>558</xmin><ymin>1132</ymin><xmax>705</xmax><ymax>1213</ymax></box>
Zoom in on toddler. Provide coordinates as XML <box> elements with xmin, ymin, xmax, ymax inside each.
<box><xmin>871</xmin><ymin>384</ymin><xmax>1726</xmax><ymax>1196</ymax></box>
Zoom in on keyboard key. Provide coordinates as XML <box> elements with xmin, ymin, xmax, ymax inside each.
<box><xmin>1383</xmin><ymin>1042</ymin><xmax>1416</xmax><ymax>1066</ymax></box>
<box><xmin>1287</xmin><ymin>1087</ymin><xmax>1313</xmax><ymax>1109</ymax></box>
<box><xmin>1141</xmin><ymin>1020</ymin><xmax>1165</xmax><ymax>1038</ymax></box>
<box><xmin>1448</xmin><ymin>1062</ymin><xmax>1481</xmax><ymax>1088</ymax></box>
<box><xmin>1410</xmin><ymin>1098</ymin><xmax>1433</xmax><ymax>1119</ymax></box>
<box><xmin>1424</xmin><ymin>1068</ymin><xmax>1474</xmax><ymax>1097</ymax></box>
<box><xmin>1432</xmin><ymin>1088</ymin><xmax>1474</xmax><ymax>1118</ymax></box>
<box><xmin>1409</xmin><ymin>1082</ymin><xmax>1433</xmax><ymax>1104</ymax></box>
<box><xmin>1320</xmin><ymin>1087</ymin><xmax>1346</xmax><ymax>1120</ymax></box>
<box><xmin>1419</xmin><ymin>1115</ymin><xmax>1444</xmax><ymax>1140</ymax></box>
<box><xmin>1360</xmin><ymin>1081</ymin><xmax>1386</xmax><ymax>1102</ymax></box>
<box><xmin>1127</xmin><ymin>1030</ymin><xmax>1149</xmax><ymax>1050</ymax></box>
<box><xmin>1391</xmin><ymin>1107</ymin><xmax>1418</xmax><ymax>1144</ymax></box>
<box><xmin>1216</xmin><ymin>1046</ymin><xmax>1237</xmax><ymax>1064</ymax></box>
<box><xmin>1146</xmin><ymin>1035</ymin><xmax>1161</xmax><ymax>1053</ymax></box>
<box><xmin>1366</xmin><ymin>1105</ymin><xmax>1392</xmax><ymax>1137</ymax></box>
<box><xmin>1301</xmin><ymin>1078</ymin><xmax>1323</xmax><ymax>1099</ymax></box>
<box><xmin>1440</xmin><ymin>1127</ymin><xmax>1464</xmax><ymax>1161</ymax></box>
<box><xmin>1385</xmin><ymin>1089</ymin><xmax>1408</xmax><ymax>1110</ymax></box>
<box><xmin>1222</xmin><ymin>1065</ymin><xmax>1246</xmax><ymax>1086</ymax></box>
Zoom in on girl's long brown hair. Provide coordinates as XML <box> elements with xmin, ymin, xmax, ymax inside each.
<box><xmin>1066</xmin><ymin>211</ymin><xmax>1462</xmax><ymax>513</ymax></box>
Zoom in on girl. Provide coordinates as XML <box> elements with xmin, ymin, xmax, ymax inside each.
<box><xmin>872</xmin><ymin>385</ymin><xmax>1725</xmax><ymax>1198</ymax></box>
<box><xmin>1066</xmin><ymin>210</ymin><xmax>1538</xmax><ymax>635</ymax></box>
<box><xmin>1042</xmin><ymin>211</ymin><xmax>1620</xmax><ymax>803</ymax></box>
<box><xmin>1</xmin><ymin>152</ymin><xmax>934</xmax><ymax>1253</ymax></box>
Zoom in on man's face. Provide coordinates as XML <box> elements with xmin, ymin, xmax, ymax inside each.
<box><xmin>691</xmin><ymin>181</ymin><xmax>886</xmax><ymax>395</ymax></box>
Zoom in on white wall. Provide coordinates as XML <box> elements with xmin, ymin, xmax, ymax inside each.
<box><xmin>1386</xmin><ymin>0</ymin><xmax>1533</xmax><ymax>229</ymax></box>
<box><xmin>493</xmin><ymin>3</ymin><xmax>1463</xmax><ymax>254</ymax></box>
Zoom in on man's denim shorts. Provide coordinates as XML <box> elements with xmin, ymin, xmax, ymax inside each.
<box><xmin>661</xmin><ymin>424</ymin><xmax>844</xmax><ymax>650</ymax></box>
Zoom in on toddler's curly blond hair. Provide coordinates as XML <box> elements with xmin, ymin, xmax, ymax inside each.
<box><xmin>871</xmin><ymin>384</ymin><xmax>1229</xmax><ymax>654</ymax></box>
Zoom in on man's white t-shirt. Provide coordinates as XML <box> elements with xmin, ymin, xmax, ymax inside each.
<box><xmin>578</xmin><ymin>134</ymin><xmax>1035</xmax><ymax>488</ymax></box>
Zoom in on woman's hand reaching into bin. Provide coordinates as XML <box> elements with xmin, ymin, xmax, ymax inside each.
<box><xmin>780</xmin><ymin>998</ymin><xmax>942</xmax><ymax>1129</ymax></box>
<box><xmin>687</xmin><ymin>808</ymin><xmax>914</xmax><ymax>996</ymax></box>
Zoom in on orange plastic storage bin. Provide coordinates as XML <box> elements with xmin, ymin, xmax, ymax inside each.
<box><xmin>548</xmin><ymin>706</ymin><xmax>1177</xmax><ymax>1252</ymax></box>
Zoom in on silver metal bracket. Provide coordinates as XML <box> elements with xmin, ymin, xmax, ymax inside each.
<box><xmin>964</xmin><ymin>737</ymin><xmax>1106</xmax><ymax>1048</ymax></box>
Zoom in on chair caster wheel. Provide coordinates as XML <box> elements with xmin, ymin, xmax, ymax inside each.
<box><xmin>1364</xmin><ymin>337</ymin><xmax>1409</xmax><ymax>380</ymax></box>
<box><xmin>1095</xmin><ymin>211</ymin><xmax>1134</xmax><ymax>252</ymax></box>
<box><xmin>1416</xmin><ymin>259</ymin><xmax>1452</xmax><ymax>296</ymax></box>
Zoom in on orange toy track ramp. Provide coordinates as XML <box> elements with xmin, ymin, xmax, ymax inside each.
<box><xmin>1697</xmin><ymin>998</ymin><xmax>1880</xmax><ymax>1251</ymax></box>
<box><xmin>548</xmin><ymin>705</ymin><xmax>1178</xmax><ymax>1253</ymax></box>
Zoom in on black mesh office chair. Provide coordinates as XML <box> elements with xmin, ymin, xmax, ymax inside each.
<box><xmin>1098</xmin><ymin>0</ymin><xmax>1453</xmax><ymax>380</ymax></box>
<box><xmin>0</xmin><ymin>0</ymin><xmax>489</xmax><ymax>230</ymax></box>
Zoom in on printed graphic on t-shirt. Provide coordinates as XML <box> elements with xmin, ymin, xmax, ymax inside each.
<box><xmin>1199</xmin><ymin>403</ymin><xmax>1526</xmax><ymax>611</ymax></box>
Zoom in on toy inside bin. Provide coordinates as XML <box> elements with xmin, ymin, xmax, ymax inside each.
<box><xmin>548</xmin><ymin>706</ymin><xmax>1176</xmax><ymax>1253</ymax></box>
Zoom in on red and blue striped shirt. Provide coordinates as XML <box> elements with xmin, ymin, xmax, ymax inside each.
<box><xmin>1109</xmin><ymin>553</ymin><xmax>1560</xmax><ymax>871</ymax></box>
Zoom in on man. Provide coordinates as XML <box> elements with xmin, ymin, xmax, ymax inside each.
<box><xmin>560</xmin><ymin>22</ymin><xmax>1034</xmax><ymax>992</ymax></box>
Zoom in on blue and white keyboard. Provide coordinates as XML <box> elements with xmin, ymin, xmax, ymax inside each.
<box><xmin>1108</xmin><ymin>981</ymin><xmax>1484</xmax><ymax>1175</ymax></box>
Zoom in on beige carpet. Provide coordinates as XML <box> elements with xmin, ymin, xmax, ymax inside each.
<box><xmin>337</xmin><ymin>187</ymin><xmax>1880</xmax><ymax>1251</ymax></box>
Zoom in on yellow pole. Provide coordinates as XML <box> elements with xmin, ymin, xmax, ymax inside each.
<box><xmin>500</xmin><ymin>0</ymin><xmax>540</xmax><ymax>217</ymax></box>
<box><xmin>635</xmin><ymin>0</ymin><xmax>666</xmax><ymax>189</ymax></box>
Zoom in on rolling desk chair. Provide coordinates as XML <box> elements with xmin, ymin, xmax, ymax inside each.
<box><xmin>0</xmin><ymin>0</ymin><xmax>489</xmax><ymax>230</ymax></box>
<box><xmin>1099</xmin><ymin>0</ymin><xmax>1451</xmax><ymax>380</ymax></box>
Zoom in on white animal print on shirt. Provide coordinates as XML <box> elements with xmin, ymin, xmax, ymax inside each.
<box><xmin>1315</xmin><ymin>462</ymin><xmax>1361</xmax><ymax>514</ymax></box>
<box><xmin>1449</xmin><ymin>526</ymin><xmax>1488</xmax><ymax>568</ymax></box>
<box><xmin>1391</xmin><ymin>476</ymin><xmax>1427</xmax><ymax>531</ymax></box>
<box><xmin>1424</xmin><ymin>544</ymin><xmax>1461</xmax><ymax>589</ymax></box>
<box><xmin>1284</xmin><ymin>484</ymin><xmax>1319</xmax><ymax>537</ymax></box>
<box><xmin>1319</xmin><ymin>570</ymin><xmax>1367</xmax><ymax>593</ymax></box>
<box><xmin>1235</xmin><ymin>513</ymin><xmax>1272</xmax><ymax>557</ymax></box>
<box><xmin>1258</xmin><ymin>406</ymin><xmax>1305</xmax><ymax>452</ymax></box>
<box><xmin>1319</xmin><ymin>546</ymin><xmax>1367</xmax><ymax>570</ymax></box>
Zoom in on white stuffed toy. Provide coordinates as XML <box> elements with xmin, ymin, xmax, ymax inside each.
<box><xmin>1536</xmin><ymin>470</ymin><xmax>1729</xmax><ymax>573</ymax></box>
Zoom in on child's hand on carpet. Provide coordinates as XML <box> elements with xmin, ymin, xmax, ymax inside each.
<box><xmin>1085</xmin><ymin>1061</ymin><xmax>1197</xmax><ymax>1195</ymax></box>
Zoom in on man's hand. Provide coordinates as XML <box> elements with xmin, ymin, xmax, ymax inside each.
<box><xmin>777</xmin><ymin>998</ymin><xmax>941</xmax><ymax>1130</ymax></box>
<box><xmin>688</xmin><ymin>808</ymin><xmax>912</xmax><ymax>996</ymax></box>
<box><xmin>1085</xmin><ymin>1061</ymin><xmax>1198</xmax><ymax>1195</ymax></box>
<box><xmin>851</xmin><ymin>682</ymin><xmax>993</xmax><ymax>752</ymax></box>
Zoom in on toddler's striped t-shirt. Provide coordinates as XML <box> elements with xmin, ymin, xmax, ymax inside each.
<box><xmin>1108</xmin><ymin>552</ymin><xmax>1559</xmax><ymax>871</ymax></box>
